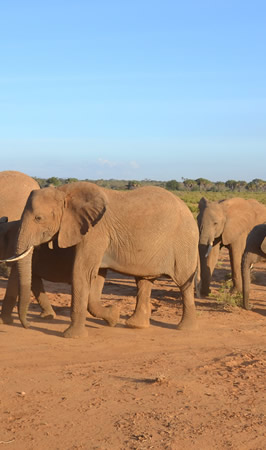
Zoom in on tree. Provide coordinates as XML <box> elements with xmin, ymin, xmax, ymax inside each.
<box><xmin>46</xmin><ymin>177</ymin><xmax>61</xmax><ymax>187</ymax></box>
<box><xmin>225</xmin><ymin>180</ymin><xmax>237</xmax><ymax>191</ymax></box>
<box><xmin>195</xmin><ymin>178</ymin><xmax>214</xmax><ymax>191</ymax></box>
<box><xmin>182</xmin><ymin>178</ymin><xmax>198</xmax><ymax>191</ymax></box>
<box><xmin>165</xmin><ymin>180</ymin><xmax>180</xmax><ymax>190</ymax></box>
<box><xmin>65</xmin><ymin>178</ymin><xmax>79</xmax><ymax>184</ymax></box>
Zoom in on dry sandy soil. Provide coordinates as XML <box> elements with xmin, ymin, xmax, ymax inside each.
<box><xmin>0</xmin><ymin>248</ymin><xmax>265</xmax><ymax>450</ymax></box>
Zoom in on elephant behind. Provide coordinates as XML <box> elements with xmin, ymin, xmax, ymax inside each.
<box><xmin>0</xmin><ymin>171</ymin><xmax>55</xmax><ymax>321</ymax></box>
<box><xmin>0</xmin><ymin>170</ymin><xmax>40</xmax><ymax>221</ymax></box>
<box><xmin>8</xmin><ymin>182</ymin><xmax>199</xmax><ymax>338</ymax></box>
<box><xmin>197</xmin><ymin>197</ymin><xmax>266</xmax><ymax>296</ymax></box>
<box><xmin>241</xmin><ymin>223</ymin><xmax>266</xmax><ymax>310</ymax></box>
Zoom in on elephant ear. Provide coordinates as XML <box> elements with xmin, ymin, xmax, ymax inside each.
<box><xmin>222</xmin><ymin>203</ymin><xmax>255</xmax><ymax>245</ymax></box>
<box><xmin>261</xmin><ymin>237</ymin><xmax>266</xmax><ymax>254</ymax></box>
<box><xmin>57</xmin><ymin>183</ymin><xmax>108</xmax><ymax>248</ymax></box>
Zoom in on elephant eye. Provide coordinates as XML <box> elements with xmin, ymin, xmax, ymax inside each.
<box><xmin>35</xmin><ymin>215</ymin><xmax>42</xmax><ymax>222</ymax></box>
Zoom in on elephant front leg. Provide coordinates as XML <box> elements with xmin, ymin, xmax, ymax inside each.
<box><xmin>126</xmin><ymin>278</ymin><xmax>153</xmax><ymax>328</ymax></box>
<box><xmin>0</xmin><ymin>264</ymin><xmax>18</xmax><ymax>324</ymax></box>
<box><xmin>31</xmin><ymin>274</ymin><xmax>56</xmax><ymax>319</ymax></box>
<box><xmin>177</xmin><ymin>279</ymin><xmax>197</xmax><ymax>330</ymax></box>
<box><xmin>87</xmin><ymin>269</ymin><xmax>120</xmax><ymax>327</ymax></box>
<box><xmin>63</xmin><ymin>282</ymin><xmax>89</xmax><ymax>338</ymax></box>
<box><xmin>229</xmin><ymin>239</ymin><xmax>245</xmax><ymax>293</ymax></box>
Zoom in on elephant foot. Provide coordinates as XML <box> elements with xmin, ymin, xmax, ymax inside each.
<box><xmin>103</xmin><ymin>304</ymin><xmax>120</xmax><ymax>327</ymax></box>
<box><xmin>20</xmin><ymin>319</ymin><xmax>31</xmax><ymax>329</ymax></box>
<box><xmin>126</xmin><ymin>312</ymin><xmax>150</xmax><ymax>329</ymax></box>
<box><xmin>63</xmin><ymin>325</ymin><xmax>88</xmax><ymax>339</ymax></box>
<box><xmin>39</xmin><ymin>309</ymin><xmax>56</xmax><ymax>320</ymax></box>
<box><xmin>176</xmin><ymin>317</ymin><xmax>198</xmax><ymax>331</ymax></box>
<box><xmin>230</xmin><ymin>286</ymin><xmax>241</xmax><ymax>294</ymax></box>
<box><xmin>0</xmin><ymin>314</ymin><xmax>14</xmax><ymax>325</ymax></box>
<box><xmin>200</xmin><ymin>288</ymin><xmax>211</xmax><ymax>297</ymax></box>
<box><xmin>243</xmin><ymin>303</ymin><xmax>252</xmax><ymax>311</ymax></box>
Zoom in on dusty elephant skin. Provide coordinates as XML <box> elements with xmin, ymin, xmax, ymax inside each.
<box><xmin>241</xmin><ymin>223</ymin><xmax>266</xmax><ymax>310</ymax></box>
<box><xmin>197</xmin><ymin>196</ymin><xmax>266</xmax><ymax>297</ymax></box>
<box><xmin>11</xmin><ymin>182</ymin><xmax>199</xmax><ymax>338</ymax></box>
<box><xmin>0</xmin><ymin>171</ymin><xmax>55</xmax><ymax>322</ymax></box>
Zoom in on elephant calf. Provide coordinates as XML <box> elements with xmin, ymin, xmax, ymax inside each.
<box><xmin>241</xmin><ymin>223</ymin><xmax>266</xmax><ymax>310</ymax></box>
<box><xmin>0</xmin><ymin>219</ymin><xmax>120</xmax><ymax>326</ymax></box>
<box><xmin>197</xmin><ymin>197</ymin><xmax>266</xmax><ymax>296</ymax></box>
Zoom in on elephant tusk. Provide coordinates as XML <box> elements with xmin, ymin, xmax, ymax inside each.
<box><xmin>0</xmin><ymin>246</ymin><xmax>34</xmax><ymax>263</ymax></box>
<box><xmin>205</xmin><ymin>243</ymin><xmax>213</xmax><ymax>258</ymax></box>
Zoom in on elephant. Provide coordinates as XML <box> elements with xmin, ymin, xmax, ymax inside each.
<box><xmin>0</xmin><ymin>218</ymin><xmax>120</xmax><ymax>326</ymax></box>
<box><xmin>0</xmin><ymin>170</ymin><xmax>40</xmax><ymax>221</ymax></box>
<box><xmin>197</xmin><ymin>197</ymin><xmax>266</xmax><ymax>296</ymax></box>
<box><xmin>5</xmin><ymin>181</ymin><xmax>199</xmax><ymax>338</ymax></box>
<box><xmin>241</xmin><ymin>223</ymin><xmax>266</xmax><ymax>310</ymax></box>
<box><xmin>0</xmin><ymin>171</ymin><xmax>56</xmax><ymax>321</ymax></box>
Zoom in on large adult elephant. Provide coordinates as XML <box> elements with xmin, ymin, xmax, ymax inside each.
<box><xmin>241</xmin><ymin>223</ymin><xmax>266</xmax><ymax>310</ymax></box>
<box><xmin>197</xmin><ymin>197</ymin><xmax>266</xmax><ymax>296</ymax></box>
<box><xmin>6</xmin><ymin>182</ymin><xmax>199</xmax><ymax>338</ymax></box>
<box><xmin>0</xmin><ymin>218</ymin><xmax>120</xmax><ymax>326</ymax></box>
<box><xmin>0</xmin><ymin>171</ymin><xmax>56</xmax><ymax>321</ymax></box>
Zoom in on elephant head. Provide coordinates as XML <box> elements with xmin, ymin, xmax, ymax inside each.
<box><xmin>8</xmin><ymin>182</ymin><xmax>108</xmax><ymax>328</ymax></box>
<box><xmin>197</xmin><ymin>197</ymin><xmax>226</xmax><ymax>250</ymax></box>
<box><xmin>0</xmin><ymin>217</ymin><xmax>20</xmax><ymax>261</ymax></box>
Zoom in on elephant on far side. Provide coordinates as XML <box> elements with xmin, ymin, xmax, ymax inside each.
<box><xmin>241</xmin><ymin>223</ymin><xmax>266</xmax><ymax>310</ymax></box>
<box><xmin>197</xmin><ymin>197</ymin><xmax>266</xmax><ymax>296</ymax></box>
<box><xmin>0</xmin><ymin>171</ymin><xmax>56</xmax><ymax>319</ymax></box>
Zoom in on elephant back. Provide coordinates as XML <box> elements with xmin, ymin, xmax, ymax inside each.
<box><xmin>0</xmin><ymin>171</ymin><xmax>40</xmax><ymax>221</ymax></box>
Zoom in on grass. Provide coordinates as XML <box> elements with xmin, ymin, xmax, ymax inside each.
<box><xmin>212</xmin><ymin>279</ymin><xmax>242</xmax><ymax>308</ymax></box>
<box><xmin>170</xmin><ymin>191</ymin><xmax>266</xmax><ymax>218</ymax></box>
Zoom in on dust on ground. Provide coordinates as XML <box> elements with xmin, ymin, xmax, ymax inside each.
<box><xmin>0</xmin><ymin>247</ymin><xmax>265</xmax><ymax>449</ymax></box>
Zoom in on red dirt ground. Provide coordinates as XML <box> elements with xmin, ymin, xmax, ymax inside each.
<box><xmin>0</xmin><ymin>248</ymin><xmax>265</xmax><ymax>449</ymax></box>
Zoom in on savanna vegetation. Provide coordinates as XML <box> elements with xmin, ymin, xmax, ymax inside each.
<box><xmin>33</xmin><ymin>176</ymin><xmax>266</xmax><ymax>217</ymax></box>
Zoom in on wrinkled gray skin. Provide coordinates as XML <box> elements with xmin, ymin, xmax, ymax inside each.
<box><xmin>11</xmin><ymin>182</ymin><xmax>199</xmax><ymax>338</ymax></box>
<box><xmin>0</xmin><ymin>171</ymin><xmax>54</xmax><ymax>321</ymax></box>
<box><xmin>241</xmin><ymin>223</ymin><xmax>266</xmax><ymax>310</ymax></box>
<box><xmin>197</xmin><ymin>197</ymin><xmax>266</xmax><ymax>296</ymax></box>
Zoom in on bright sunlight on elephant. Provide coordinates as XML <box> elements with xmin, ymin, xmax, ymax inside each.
<box><xmin>197</xmin><ymin>197</ymin><xmax>266</xmax><ymax>296</ymax></box>
<box><xmin>5</xmin><ymin>182</ymin><xmax>199</xmax><ymax>338</ymax></box>
<box><xmin>241</xmin><ymin>223</ymin><xmax>266</xmax><ymax>310</ymax></box>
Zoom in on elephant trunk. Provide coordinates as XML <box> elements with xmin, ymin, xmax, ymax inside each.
<box><xmin>16</xmin><ymin>238</ymin><xmax>33</xmax><ymax>328</ymax></box>
<box><xmin>241</xmin><ymin>252</ymin><xmax>252</xmax><ymax>310</ymax></box>
<box><xmin>198</xmin><ymin>244</ymin><xmax>212</xmax><ymax>296</ymax></box>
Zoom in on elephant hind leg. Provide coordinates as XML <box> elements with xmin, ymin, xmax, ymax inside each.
<box><xmin>176</xmin><ymin>276</ymin><xmax>197</xmax><ymax>330</ymax></box>
<box><xmin>32</xmin><ymin>275</ymin><xmax>56</xmax><ymax>319</ymax></box>
<box><xmin>87</xmin><ymin>269</ymin><xmax>120</xmax><ymax>327</ymax></box>
<box><xmin>0</xmin><ymin>265</ymin><xmax>18</xmax><ymax>324</ymax></box>
<box><xmin>126</xmin><ymin>277</ymin><xmax>153</xmax><ymax>328</ymax></box>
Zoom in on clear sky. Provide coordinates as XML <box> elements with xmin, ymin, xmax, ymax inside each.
<box><xmin>0</xmin><ymin>0</ymin><xmax>265</xmax><ymax>181</ymax></box>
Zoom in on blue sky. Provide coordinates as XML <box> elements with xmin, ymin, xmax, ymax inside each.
<box><xmin>0</xmin><ymin>0</ymin><xmax>265</xmax><ymax>181</ymax></box>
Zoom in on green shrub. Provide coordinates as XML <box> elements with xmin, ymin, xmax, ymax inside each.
<box><xmin>213</xmin><ymin>280</ymin><xmax>242</xmax><ymax>307</ymax></box>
